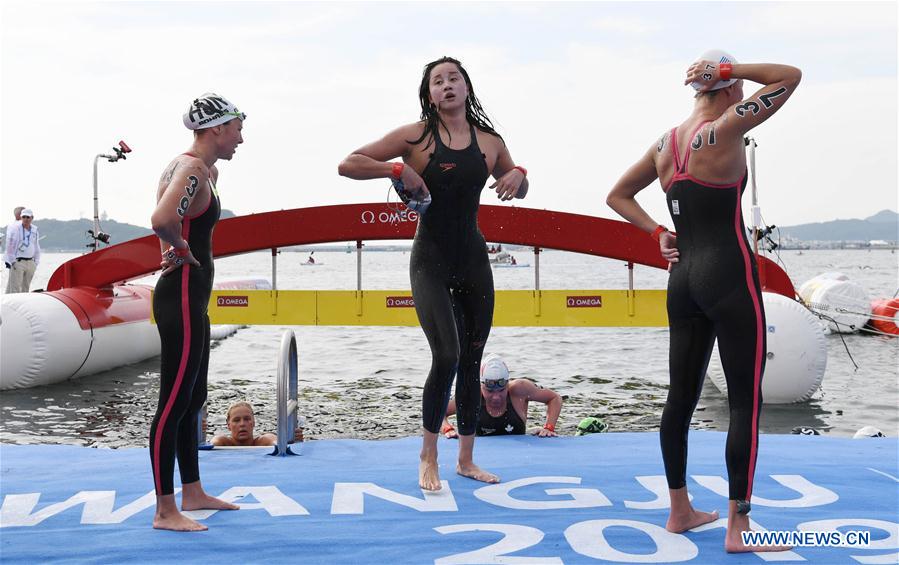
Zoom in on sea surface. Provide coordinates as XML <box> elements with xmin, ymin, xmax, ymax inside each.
<box><xmin>1</xmin><ymin>248</ymin><xmax>897</xmax><ymax>448</ymax></box>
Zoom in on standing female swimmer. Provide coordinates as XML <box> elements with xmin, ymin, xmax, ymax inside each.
<box><xmin>149</xmin><ymin>93</ymin><xmax>245</xmax><ymax>531</ymax></box>
<box><xmin>606</xmin><ymin>51</ymin><xmax>800</xmax><ymax>552</ymax></box>
<box><xmin>338</xmin><ymin>57</ymin><xmax>529</xmax><ymax>490</ymax></box>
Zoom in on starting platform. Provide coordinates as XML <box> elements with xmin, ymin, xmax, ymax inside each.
<box><xmin>1</xmin><ymin>432</ymin><xmax>897</xmax><ymax>564</ymax></box>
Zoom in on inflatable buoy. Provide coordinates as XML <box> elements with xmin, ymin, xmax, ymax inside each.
<box><xmin>798</xmin><ymin>272</ymin><xmax>849</xmax><ymax>305</ymax></box>
<box><xmin>1</xmin><ymin>278</ymin><xmax>270</xmax><ymax>390</ymax></box>
<box><xmin>799</xmin><ymin>274</ymin><xmax>871</xmax><ymax>333</ymax></box>
<box><xmin>1</xmin><ymin>285</ymin><xmax>160</xmax><ymax>390</ymax></box>
<box><xmin>210</xmin><ymin>324</ymin><xmax>243</xmax><ymax>341</ymax></box>
<box><xmin>708</xmin><ymin>292</ymin><xmax>827</xmax><ymax>404</ymax></box>
<box><xmin>867</xmin><ymin>298</ymin><xmax>899</xmax><ymax>336</ymax></box>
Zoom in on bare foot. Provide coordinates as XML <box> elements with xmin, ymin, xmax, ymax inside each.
<box><xmin>725</xmin><ymin>503</ymin><xmax>791</xmax><ymax>553</ymax></box>
<box><xmin>181</xmin><ymin>492</ymin><xmax>239</xmax><ymax>512</ymax></box>
<box><xmin>153</xmin><ymin>511</ymin><xmax>208</xmax><ymax>532</ymax></box>
<box><xmin>419</xmin><ymin>457</ymin><xmax>441</xmax><ymax>491</ymax></box>
<box><xmin>666</xmin><ymin>508</ymin><xmax>719</xmax><ymax>533</ymax></box>
<box><xmin>725</xmin><ymin>529</ymin><xmax>792</xmax><ymax>553</ymax></box>
<box><xmin>457</xmin><ymin>462</ymin><xmax>500</xmax><ymax>484</ymax></box>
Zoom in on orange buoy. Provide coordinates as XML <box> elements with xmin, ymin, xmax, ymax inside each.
<box><xmin>868</xmin><ymin>298</ymin><xmax>899</xmax><ymax>336</ymax></box>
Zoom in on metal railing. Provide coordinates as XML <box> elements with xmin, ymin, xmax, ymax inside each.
<box><xmin>197</xmin><ymin>329</ymin><xmax>301</xmax><ymax>454</ymax></box>
<box><xmin>275</xmin><ymin>329</ymin><xmax>300</xmax><ymax>456</ymax></box>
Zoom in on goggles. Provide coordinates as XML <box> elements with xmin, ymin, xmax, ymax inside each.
<box><xmin>482</xmin><ymin>378</ymin><xmax>508</xmax><ymax>391</ymax></box>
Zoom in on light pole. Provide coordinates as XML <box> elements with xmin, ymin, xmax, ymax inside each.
<box><xmin>90</xmin><ymin>140</ymin><xmax>131</xmax><ymax>251</ymax></box>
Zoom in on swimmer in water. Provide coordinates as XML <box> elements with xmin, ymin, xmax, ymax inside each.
<box><xmin>211</xmin><ymin>401</ymin><xmax>304</xmax><ymax>446</ymax></box>
<box><xmin>441</xmin><ymin>354</ymin><xmax>562</xmax><ymax>438</ymax></box>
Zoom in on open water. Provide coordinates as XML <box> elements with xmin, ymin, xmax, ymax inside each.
<box><xmin>1</xmin><ymin>248</ymin><xmax>896</xmax><ymax>448</ymax></box>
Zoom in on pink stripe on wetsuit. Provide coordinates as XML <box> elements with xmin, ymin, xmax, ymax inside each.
<box><xmin>658</xmin><ymin>122</ymin><xmax>765</xmax><ymax>512</ymax></box>
<box><xmin>149</xmin><ymin>155</ymin><xmax>220</xmax><ymax>496</ymax></box>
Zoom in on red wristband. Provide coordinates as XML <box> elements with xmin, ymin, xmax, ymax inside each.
<box><xmin>719</xmin><ymin>62</ymin><xmax>733</xmax><ymax>81</ymax></box>
<box><xmin>651</xmin><ymin>225</ymin><xmax>669</xmax><ymax>242</ymax></box>
<box><xmin>441</xmin><ymin>423</ymin><xmax>455</xmax><ymax>434</ymax></box>
<box><xmin>391</xmin><ymin>162</ymin><xmax>405</xmax><ymax>180</ymax></box>
<box><xmin>543</xmin><ymin>423</ymin><xmax>555</xmax><ymax>432</ymax></box>
<box><xmin>512</xmin><ymin>165</ymin><xmax>527</xmax><ymax>177</ymax></box>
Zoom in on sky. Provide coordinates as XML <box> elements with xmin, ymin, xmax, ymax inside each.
<box><xmin>1</xmin><ymin>1</ymin><xmax>896</xmax><ymax>230</ymax></box>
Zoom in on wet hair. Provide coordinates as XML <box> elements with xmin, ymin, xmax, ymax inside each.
<box><xmin>226</xmin><ymin>401</ymin><xmax>255</xmax><ymax>422</ymax></box>
<box><xmin>410</xmin><ymin>56</ymin><xmax>503</xmax><ymax>148</ymax></box>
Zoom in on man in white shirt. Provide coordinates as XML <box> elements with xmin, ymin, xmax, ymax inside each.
<box><xmin>5</xmin><ymin>207</ymin><xmax>24</xmax><ymax>232</ymax></box>
<box><xmin>4</xmin><ymin>208</ymin><xmax>41</xmax><ymax>293</ymax></box>
<box><xmin>3</xmin><ymin>207</ymin><xmax>24</xmax><ymax>249</ymax></box>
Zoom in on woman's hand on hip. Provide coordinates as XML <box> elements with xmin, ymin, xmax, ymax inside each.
<box><xmin>160</xmin><ymin>247</ymin><xmax>201</xmax><ymax>277</ymax></box>
<box><xmin>660</xmin><ymin>231</ymin><xmax>679</xmax><ymax>267</ymax></box>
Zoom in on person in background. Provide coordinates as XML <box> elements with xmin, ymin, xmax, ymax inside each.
<box><xmin>4</xmin><ymin>208</ymin><xmax>41</xmax><ymax>293</ymax></box>
<box><xmin>2</xmin><ymin>206</ymin><xmax>24</xmax><ymax>290</ymax></box>
<box><xmin>442</xmin><ymin>354</ymin><xmax>562</xmax><ymax>438</ymax></box>
<box><xmin>212</xmin><ymin>401</ymin><xmax>304</xmax><ymax>446</ymax></box>
<box><xmin>4</xmin><ymin>206</ymin><xmax>24</xmax><ymax>240</ymax></box>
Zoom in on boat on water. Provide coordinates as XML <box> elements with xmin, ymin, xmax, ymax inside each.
<box><xmin>490</xmin><ymin>250</ymin><xmax>530</xmax><ymax>268</ymax></box>
<box><xmin>303</xmin><ymin>252</ymin><xmax>324</xmax><ymax>266</ymax></box>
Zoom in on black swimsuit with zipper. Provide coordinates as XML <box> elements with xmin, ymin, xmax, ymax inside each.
<box><xmin>410</xmin><ymin>124</ymin><xmax>494</xmax><ymax>436</ymax></box>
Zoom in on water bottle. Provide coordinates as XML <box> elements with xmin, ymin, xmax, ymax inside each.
<box><xmin>391</xmin><ymin>178</ymin><xmax>431</xmax><ymax>214</ymax></box>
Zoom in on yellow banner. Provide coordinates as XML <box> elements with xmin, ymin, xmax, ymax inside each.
<box><xmin>191</xmin><ymin>289</ymin><xmax>668</xmax><ymax>327</ymax></box>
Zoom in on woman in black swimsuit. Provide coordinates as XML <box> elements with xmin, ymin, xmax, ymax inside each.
<box><xmin>607</xmin><ymin>51</ymin><xmax>800</xmax><ymax>552</ymax></box>
<box><xmin>339</xmin><ymin>57</ymin><xmax>529</xmax><ymax>490</ymax></box>
<box><xmin>149</xmin><ymin>93</ymin><xmax>245</xmax><ymax>531</ymax></box>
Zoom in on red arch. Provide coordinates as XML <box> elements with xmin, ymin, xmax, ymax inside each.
<box><xmin>48</xmin><ymin>203</ymin><xmax>794</xmax><ymax>297</ymax></box>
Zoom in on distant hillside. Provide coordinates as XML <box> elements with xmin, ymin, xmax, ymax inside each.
<box><xmin>10</xmin><ymin>209</ymin><xmax>896</xmax><ymax>250</ymax></box>
<box><xmin>18</xmin><ymin>209</ymin><xmax>236</xmax><ymax>251</ymax></box>
<box><xmin>780</xmin><ymin>210</ymin><xmax>898</xmax><ymax>242</ymax></box>
<box><xmin>29</xmin><ymin>219</ymin><xmax>152</xmax><ymax>252</ymax></box>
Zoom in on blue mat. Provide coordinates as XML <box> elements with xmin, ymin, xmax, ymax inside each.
<box><xmin>1</xmin><ymin>432</ymin><xmax>897</xmax><ymax>564</ymax></box>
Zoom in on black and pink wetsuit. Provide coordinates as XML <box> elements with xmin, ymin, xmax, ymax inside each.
<box><xmin>661</xmin><ymin>122</ymin><xmax>765</xmax><ymax>513</ymax></box>
<box><xmin>149</xmin><ymin>170</ymin><xmax>220</xmax><ymax>496</ymax></box>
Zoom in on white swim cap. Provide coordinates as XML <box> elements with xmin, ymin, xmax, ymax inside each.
<box><xmin>853</xmin><ymin>425</ymin><xmax>885</xmax><ymax>439</ymax></box>
<box><xmin>480</xmin><ymin>354</ymin><xmax>510</xmax><ymax>384</ymax></box>
<box><xmin>183</xmin><ymin>93</ymin><xmax>246</xmax><ymax>130</ymax></box>
<box><xmin>691</xmin><ymin>49</ymin><xmax>738</xmax><ymax>92</ymax></box>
